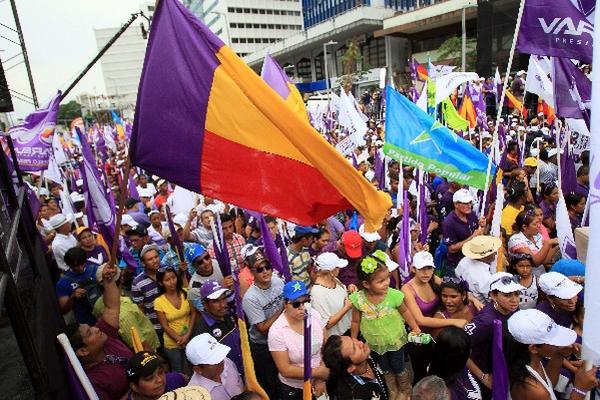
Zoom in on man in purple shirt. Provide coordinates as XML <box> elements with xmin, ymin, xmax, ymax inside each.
<box><xmin>576</xmin><ymin>165</ymin><xmax>589</xmax><ymax>198</ymax></box>
<box><xmin>443</xmin><ymin>189</ymin><xmax>484</xmax><ymax>270</ymax></box>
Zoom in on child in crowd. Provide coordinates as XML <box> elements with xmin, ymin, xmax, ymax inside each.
<box><xmin>350</xmin><ymin>249</ymin><xmax>420</xmax><ymax>400</ymax></box>
<box><xmin>508</xmin><ymin>253</ymin><xmax>539</xmax><ymax>310</ymax></box>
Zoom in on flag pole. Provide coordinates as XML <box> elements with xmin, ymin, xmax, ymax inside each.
<box><xmin>481</xmin><ymin>0</ymin><xmax>527</xmax><ymax>215</ymax></box>
<box><xmin>303</xmin><ymin>302</ymin><xmax>312</xmax><ymax>400</ymax></box>
<box><xmin>109</xmin><ymin>154</ymin><xmax>131</xmax><ymax>268</ymax></box>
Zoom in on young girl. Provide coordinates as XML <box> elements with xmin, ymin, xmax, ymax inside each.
<box><xmin>508</xmin><ymin>253</ymin><xmax>539</xmax><ymax>310</ymax></box>
<box><xmin>154</xmin><ymin>267</ymin><xmax>196</xmax><ymax>374</ymax></box>
<box><xmin>350</xmin><ymin>249</ymin><xmax>420</xmax><ymax>400</ymax></box>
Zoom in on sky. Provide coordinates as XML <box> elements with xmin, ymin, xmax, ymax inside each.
<box><xmin>1</xmin><ymin>0</ymin><xmax>145</xmax><ymax>120</ymax></box>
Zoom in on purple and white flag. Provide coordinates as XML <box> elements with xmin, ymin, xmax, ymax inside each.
<box><xmin>553</xmin><ymin>57</ymin><xmax>591</xmax><ymax>128</ymax></box>
<box><xmin>556</xmin><ymin>191</ymin><xmax>578</xmax><ymax>258</ymax></box>
<box><xmin>467</xmin><ymin>84</ymin><xmax>488</xmax><ymax>129</ymax></box>
<box><xmin>517</xmin><ymin>0</ymin><xmax>595</xmax><ymax>63</ymax></box>
<box><xmin>9</xmin><ymin>91</ymin><xmax>61</xmax><ymax>171</ymax></box>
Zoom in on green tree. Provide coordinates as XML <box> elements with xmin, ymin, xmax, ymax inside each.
<box><xmin>437</xmin><ymin>36</ymin><xmax>477</xmax><ymax>71</ymax></box>
<box><xmin>57</xmin><ymin>100</ymin><xmax>82</xmax><ymax>122</ymax></box>
<box><xmin>337</xmin><ymin>38</ymin><xmax>370</xmax><ymax>91</ymax></box>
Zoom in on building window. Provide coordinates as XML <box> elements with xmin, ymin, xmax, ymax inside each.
<box><xmin>297</xmin><ymin>58</ymin><xmax>312</xmax><ymax>80</ymax></box>
<box><xmin>240</xmin><ymin>38</ymin><xmax>247</xmax><ymax>43</ymax></box>
<box><xmin>232</xmin><ymin>38</ymin><xmax>239</xmax><ymax>43</ymax></box>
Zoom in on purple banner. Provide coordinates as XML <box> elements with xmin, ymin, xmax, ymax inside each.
<box><xmin>9</xmin><ymin>92</ymin><xmax>61</xmax><ymax>171</ymax></box>
<box><xmin>516</xmin><ymin>0</ymin><xmax>594</xmax><ymax>63</ymax></box>
<box><xmin>467</xmin><ymin>84</ymin><xmax>488</xmax><ymax>130</ymax></box>
<box><xmin>553</xmin><ymin>57</ymin><xmax>591</xmax><ymax>127</ymax></box>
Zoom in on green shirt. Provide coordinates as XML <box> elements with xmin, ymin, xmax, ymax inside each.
<box><xmin>93</xmin><ymin>296</ymin><xmax>160</xmax><ymax>351</ymax></box>
<box><xmin>287</xmin><ymin>246</ymin><xmax>312</xmax><ymax>286</ymax></box>
<box><xmin>349</xmin><ymin>288</ymin><xmax>408</xmax><ymax>355</ymax></box>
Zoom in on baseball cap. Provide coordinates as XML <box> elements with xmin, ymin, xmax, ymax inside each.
<box><xmin>293</xmin><ymin>225</ymin><xmax>320</xmax><ymax>237</ymax></box>
<box><xmin>186</xmin><ymin>333</ymin><xmax>230</xmax><ymax>366</ymax></box>
<box><xmin>70</xmin><ymin>192</ymin><xmax>85</xmax><ymax>203</ymax></box>
<box><xmin>140</xmin><ymin>244</ymin><xmax>160</xmax><ymax>260</ymax></box>
<box><xmin>453</xmin><ymin>189</ymin><xmax>474</xmax><ymax>204</ymax></box>
<box><xmin>524</xmin><ymin>157</ymin><xmax>538</xmax><ymax>167</ymax></box>
<box><xmin>341</xmin><ymin>230</ymin><xmax>362</xmax><ymax>259</ymax></box>
<box><xmin>314</xmin><ymin>252</ymin><xmax>348</xmax><ymax>271</ymax></box>
<box><xmin>359</xmin><ymin>224</ymin><xmax>381</xmax><ymax>242</ymax></box>
<box><xmin>121</xmin><ymin>214</ymin><xmax>138</xmax><ymax>228</ymax></box>
<box><xmin>489</xmin><ymin>272</ymin><xmax>525</xmax><ymax>293</ymax></box>
<box><xmin>138</xmin><ymin>188</ymin><xmax>152</xmax><ymax>198</ymax></box>
<box><xmin>283</xmin><ymin>280</ymin><xmax>309</xmax><ymax>301</ymax></box>
<box><xmin>539</xmin><ymin>272</ymin><xmax>582</xmax><ymax>299</ymax></box>
<box><xmin>173</xmin><ymin>213</ymin><xmax>188</xmax><ymax>228</ymax></box>
<box><xmin>200</xmin><ymin>279</ymin><xmax>229</xmax><ymax>300</ymax></box>
<box><xmin>156</xmin><ymin>179</ymin><xmax>167</xmax><ymax>188</ymax></box>
<box><xmin>126</xmin><ymin>351</ymin><xmax>162</xmax><ymax>382</ymax></box>
<box><xmin>412</xmin><ymin>251</ymin><xmax>435</xmax><ymax>269</ymax></box>
<box><xmin>508</xmin><ymin>309</ymin><xmax>577</xmax><ymax>347</ymax></box>
<box><xmin>74</xmin><ymin>226</ymin><xmax>91</xmax><ymax>237</ymax></box>
<box><xmin>241</xmin><ymin>243</ymin><xmax>263</xmax><ymax>260</ymax></box>
<box><xmin>549</xmin><ymin>259</ymin><xmax>585</xmax><ymax>278</ymax></box>
<box><xmin>185</xmin><ymin>243</ymin><xmax>207</xmax><ymax>263</ymax></box>
<box><xmin>125</xmin><ymin>224</ymin><xmax>148</xmax><ymax>237</ymax></box>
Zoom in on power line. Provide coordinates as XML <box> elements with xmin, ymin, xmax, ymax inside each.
<box><xmin>0</xmin><ymin>33</ymin><xmax>19</xmax><ymax>46</ymax></box>
<box><xmin>0</xmin><ymin>22</ymin><xmax>17</xmax><ymax>33</ymax></box>
<box><xmin>1</xmin><ymin>52</ymin><xmax>21</xmax><ymax>63</ymax></box>
<box><xmin>4</xmin><ymin>59</ymin><xmax>23</xmax><ymax>70</ymax></box>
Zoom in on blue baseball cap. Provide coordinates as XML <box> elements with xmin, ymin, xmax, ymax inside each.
<box><xmin>293</xmin><ymin>225</ymin><xmax>319</xmax><ymax>237</ymax></box>
<box><xmin>283</xmin><ymin>280</ymin><xmax>309</xmax><ymax>301</ymax></box>
<box><xmin>185</xmin><ymin>243</ymin><xmax>207</xmax><ymax>262</ymax></box>
<box><xmin>550</xmin><ymin>259</ymin><xmax>585</xmax><ymax>277</ymax></box>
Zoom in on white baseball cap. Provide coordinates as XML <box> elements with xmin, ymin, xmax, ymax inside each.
<box><xmin>412</xmin><ymin>251</ymin><xmax>435</xmax><ymax>269</ymax></box>
<box><xmin>508</xmin><ymin>309</ymin><xmax>576</xmax><ymax>347</ymax></box>
<box><xmin>489</xmin><ymin>272</ymin><xmax>525</xmax><ymax>293</ymax></box>
<box><xmin>186</xmin><ymin>333</ymin><xmax>230</xmax><ymax>365</ymax></box>
<box><xmin>539</xmin><ymin>272</ymin><xmax>582</xmax><ymax>299</ymax></box>
<box><xmin>359</xmin><ymin>224</ymin><xmax>381</xmax><ymax>242</ymax></box>
<box><xmin>138</xmin><ymin>188</ymin><xmax>152</xmax><ymax>198</ymax></box>
<box><xmin>453</xmin><ymin>189</ymin><xmax>473</xmax><ymax>204</ymax></box>
<box><xmin>70</xmin><ymin>191</ymin><xmax>85</xmax><ymax>203</ymax></box>
<box><xmin>314</xmin><ymin>252</ymin><xmax>348</xmax><ymax>271</ymax></box>
<box><xmin>121</xmin><ymin>214</ymin><xmax>138</xmax><ymax>228</ymax></box>
<box><xmin>173</xmin><ymin>213</ymin><xmax>188</xmax><ymax>227</ymax></box>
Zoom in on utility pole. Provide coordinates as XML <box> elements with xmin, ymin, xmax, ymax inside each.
<box><xmin>10</xmin><ymin>0</ymin><xmax>38</xmax><ymax>107</ymax></box>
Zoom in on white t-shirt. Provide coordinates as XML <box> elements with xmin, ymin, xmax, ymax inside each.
<box><xmin>455</xmin><ymin>257</ymin><xmax>493</xmax><ymax>303</ymax></box>
<box><xmin>310</xmin><ymin>281</ymin><xmax>352</xmax><ymax>336</ymax></box>
<box><xmin>507</xmin><ymin>232</ymin><xmax>546</xmax><ymax>277</ymax></box>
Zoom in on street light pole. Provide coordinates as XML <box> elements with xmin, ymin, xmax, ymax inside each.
<box><xmin>462</xmin><ymin>6</ymin><xmax>466</xmax><ymax>72</ymax></box>
<box><xmin>323</xmin><ymin>40</ymin><xmax>337</xmax><ymax>106</ymax></box>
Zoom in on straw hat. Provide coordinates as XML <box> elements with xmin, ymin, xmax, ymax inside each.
<box><xmin>462</xmin><ymin>235</ymin><xmax>502</xmax><ymax>259</ymax></box>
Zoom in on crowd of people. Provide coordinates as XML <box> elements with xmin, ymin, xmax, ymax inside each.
<box><xmin>27</xmin><ymin>66</ymin><xmax>600</xmax><ymax>400</ymax></box>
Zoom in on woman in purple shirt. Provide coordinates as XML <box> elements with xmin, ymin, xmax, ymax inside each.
<box><xmin>539</xmin><ymin>183</ymin><xmax>559</xmax><ymax>235</ymax></box>
<box><xmin>536</xmin><ymin>271</ymin><xmax>583</xmax><ymax>328</ymax></box>
<box><xmin>464</xmin><ymin>272</ymin><xmax>524</xmax><ymax>400</ymax></box>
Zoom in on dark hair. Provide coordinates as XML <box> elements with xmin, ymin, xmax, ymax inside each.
<box><xmin>513</xmin><ymin>210</ymin><xmax>537</xmax><ymax>233</ymax></box>
<box><xmin>219</xmin><ymin>213</ymin><xmax>233</xmax><ymax>224</ymax></box>
<box><xmin>314</xmin><ymin>228</ymin><xmax>330</xmax><ymax>240</ymax></box>
<box><xmin>508</xmin><ymin>253</ymin><xmax>534</xmax><ymax>275</ymax></box>
<box><xmin>125</xmin><ymin>197</ymin><xmax>138</xmax><ymax>209</ymax></box>
<box><xmin>64</xmin><ymin>247</ymin><xmax>87</xmax><ymax>268</ymax></box>
<box><xmin>231</xmin><ymin>392</ymin><xmax>263</xmax><ymax>400</ymax></box>
<box><xmin>65</xmin><ymin>322</ymin><xmax>85</xmax><ymax>353</ymax></box>
<box><xmin>322</xmin><ymin>335</ymin><xmax>352</xmax><ymax>376</ymax></box>
<box><xmin>577</xmin><ymin>165</ymin><xmax>589</xmax><ymax>177</ymax></box>
<box><xmin>565</xmin><ymin>192</ymin><xmax>585</xmax><ymax>209</ymax></box>
<box><xmin>265</xmin><ymin>216</ymin><xmax>277</xmax><ymax>225</ymax></box>
<box><xmin>439</xmin><ymin>281</ymin><xmax>468</xmax><ymax>306</ymax></box>
<box><xmin>506</xmin><ymin>141</ymin><xmax>519</xmax><ymax>153</ymax></box>
<box><xmin>156</xmin><ymin>267</ymin><xmax>184</xmax><ymax>295</ymax></box>
<box><xmin>428</xmin><ymin>327</ymin><xmax>471</xmax><ymax>385</ymax></box>
<box><xmin>541</xmin><ymin>183</ymin><xmax>557</xmax><ymax>198</ymax></box>
<box><xmin>357</xmin><ymin>255</ymin><xmax>387</xmax><ymax>285</ymax></box>
<box><xmin>506</xmin><ymin>181</ymin><xmax>526</xmax><ymax>204</ymax></box>
<box><xmin>504</xmin><ymin>326</ymin><xmax>533</xmax><ymax>390</ymax></box>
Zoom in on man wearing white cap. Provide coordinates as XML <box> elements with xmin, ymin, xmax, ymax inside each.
<box><xmin>359</xmin><ymin>223</ymin><xmax>386</xmax><ymax>254</ymax></box>
<box><xmin>442</xmin><ymin>189</ymin><xmax>485</xmax><ymax>271</ymax></box>
<box><xmin>506</xmin><ymin>309</ymin><xmax>599</xmax><ymax>400</ymax></box>
<box><xmin>311</xmin><ymin>252</ymin><xmax>353</xmax><ymax>336</ymax></box>
<box><xmin>49</xmin><ymin>213</ymin><xmax>77</xmax><ymax>272</ymax></box>
<box><xmin>186</xmin><ymin>333</ymin><xmax>243</xmax><ymax>400</ymax></box>
<box><xmin>455</xmin><ymin>235</ymin><xmax>502</xmax><ymax>303</ymax></box>
<box><xmin>536</xmin><ymin>272</ymin><xmax>583</xmax><ymax>328</ymax></box>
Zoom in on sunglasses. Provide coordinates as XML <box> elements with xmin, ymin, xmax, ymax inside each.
<box><xmin>252</xmin><ymin>264</ymin><xmax>272</xmax><ymax>274</ymax></box>
<box><xmin>195</xmin><ymin>255</ymin><xmax>211</xmax><ymax>263</ymax></box>
<box><xmin>288</xmin><ymin>297</ymin><xmax>311</xmax><ymax>308</ymax></box>
<box><xmin>490</xmin><ymin>275</ymin><xmax>520</xmax><ymax>287</ymax></box>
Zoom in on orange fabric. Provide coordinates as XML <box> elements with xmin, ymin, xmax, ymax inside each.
<box><xmin>459</xmin><ymin>95</ymin><xmax>477</xmax><ymax>128</ymax></box>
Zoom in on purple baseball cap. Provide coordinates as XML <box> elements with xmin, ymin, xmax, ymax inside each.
<box><xmin>200</xmin><ymin>279</ymin><xmax>229</xmax><ymax>300</ymax></box>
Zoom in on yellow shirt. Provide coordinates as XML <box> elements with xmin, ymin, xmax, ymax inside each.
<box><xmin>154</xmin><ymin>292</ymin><xmax>192</xmax><ymax>348</ymax></box>
<box><xmin>501</xmin><ymin>204</ymin><xmax>524</xmax><ymax>236</ymax></box>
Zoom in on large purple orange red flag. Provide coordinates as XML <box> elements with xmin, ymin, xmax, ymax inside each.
<box><xmin>261</xmin><ymin>53</ymin><xmax>307</xmax><ymax>121</ymax></box>
<box><xmin>130</xmin><ymin>0</ymin><xmax>391</xmax><ymax>231</ymax></box>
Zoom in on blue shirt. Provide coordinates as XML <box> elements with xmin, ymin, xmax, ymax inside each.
<box><xmin>55</xmin><ymin>263</ymin><xmax>99</xmax><ymax>325</ymax></box>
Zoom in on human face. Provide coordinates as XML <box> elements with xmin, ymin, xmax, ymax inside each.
<box><xmin>515</xmin><ymin>260</ymin><xmax>533</xmax><ymax>278</ymax></box>
<box><xmin>193</xmin><ymin>253</ymin><xmax>213</xmax><ymax>276</ymax></box>
<box><xmin>285</xmin><ymin>295</ymin><xmax>310</xmax><ymax>321</ymax></box>
<box><xmin>57</xmin><ymin>222</ymin><xmax>72</xmax><ymax>235</ymax></box>
<box><xmin>142</xmin><ymin>249</ymin><xmax>161</xmax><ymax>272</ymax></box>
<box><xmin>222</xmin><ymin>220</ymin><xmax>235</xmax><ymax>242</ymax></box>
<box><xmin>138</xmin><ymin>175</ymin><xmax>148</xmax><ymax>185</ymax></box>
<box><xmin>454</xmin><ymin>201</ymin><xmax>473</xmax><ymax>216</ymax></box>
<box><xmin>363</xmin><ymin>267</ymin><xmax>390</xmax><ymax>295</ymax></box>
<box><xmin>251</xmin><ymin>261</ymin><xmax>273</xmax><ymax>285</ymax></box>
<box><xmin>491</xmin><ymin>291</ymin><xmax>520</xmax><ymax>314</ymax></box>
<box><xmin>150</xmin><ymin>213</ymin><xmax>161</xmax><ymax>227</ymax></box>
<box><xmin>551</xmin><ymin>296</ymin><xmax>578</xmax><ymax>312</ymax></box>
<box><xmin>78</xmin><ymin>323</ymin><xmax>108</xmax><ymax>357</ymax></box>
<box><xmin>160</xmin><ymin>270</ymin><xmax>178</xmax><ymax>292</ymax></box>
<box><xmin>547</xmin><ymin>187</ymin><xmax>559</xmax><ymax>203</ymax></box>
<box><xmin>196</xmin><ymin>361</ymin><xmax>225</xmax><ymax>381</ymax></box>
<box><xmin>129</xmin><ymin>235</ymin><xmax>146</xmax><ymax>250</ymax></box>
<box><xmin>132</xmin><ymin>366</ymin><xmax>166</xmax><ymax>398</ymax></box>
<box><xmin>441</xmin><ymin>287</ymin><xmax>466</xmax><ymax>314</ymax></box>
<box><xmin>39</xmin><ymin>205</ymin><xmax>49</xmax><ymax>219</ymax></box>
<box><xmin>523</xmin><ymin>219</ymin><xmax>541</xmax><ymax>236</ymax></box>
<box><xmin>204</xmin><ymin>294</ymin><xmax>228</xmax><ymax>319</ymax></box>
<box><xmin>573</xmin><ymin>198</ymin><xmax>586</xmax><ymax>215</ymax></box>
<box><xmin>201</xmin><ymin>211</ymin><xmax>214</xmax><ymax>229</ymax></box>
<box><xmin>78</xmin><ymin>230</ymin><xmax>96</xmax><ymax>249</ymax></box>
<box><xmin>267</xmin><ymin>221</ymin><xmax>278</xmax><ymax>239</ymax></box>
<box><xmin>48</xmin><ymin>199</ymin><xmax>59</xmax><ymax>211</ymax></box>
<box><xmin>389</xmin><ymin>163</ymin><xmax>400</xmax><ymax>177</ymax></box>
<box><xmin>390</xmin><ymin>179</ymin><xmax>399</xmax><ymax>194</ymax></box>
<box><xmin>413</xmin><ymin>266</ymin><xmax>434</xmax><ymax>284</ymax></box>
<box><xmin>340</xmin><ymin>336</ymin><xmax>371</xmax><ymax>371</ymax></box>
<box><xmin>314</xmin><ymin>232</ymin><xmax>330</xmax><ymax>250</ymax></box>
<box><xmin>71</xmin><ymin>261</ymin><xmax>86</xmax><ymax>274</ymax></box>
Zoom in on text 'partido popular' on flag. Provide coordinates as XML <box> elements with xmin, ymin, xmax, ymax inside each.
<box><xmin>384</xmin><ymin>86</ymin><xmax>496</xmax><ymax>190</ymax></box>
<box><xmin>129</xmin><ymin>0</ymin><xmax>392</xmax><ymax>231</ymax></box>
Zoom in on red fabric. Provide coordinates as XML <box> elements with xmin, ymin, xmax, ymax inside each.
<box><xmin>200</xmin><ymin>129</ymin><xmax>352</xmax><ymax>225</ymax></box>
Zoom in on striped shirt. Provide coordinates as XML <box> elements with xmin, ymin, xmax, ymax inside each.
<box><xmin>208</xmin><ymin>233</ymin><xmax>246</xmax><ymax>268</ymax></box>
<box><xmin>131</xmin><ymin>271</ymin><xmax>161</xmax><ymax>332</ymax></box>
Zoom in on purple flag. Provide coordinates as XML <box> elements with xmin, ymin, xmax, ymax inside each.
<box><xmin>492</xmin><ymin>320</ymin><xmax>509</xmax><ymax>400</ymax></box>
<box><xmin>516</xmin><ymin>0</ymin><xmax>594</xmax><ymax>63</ymax></box>
<box><xmin>259</xmin><ymin>215</ymin><xmax>291</xmax><ymax>282</ymax></box>
<box><xmin>553</xmin><ymin>57</ymin><xmax>591</xmax><ymax>128</ymax></box>
<box><xmin>397</xmin><ymin>190</ymin><xmax>411</xmax><ymax>283</ymax></box>
<box><xmin>9</xmin><ymin>92</ymin><xmax>61</xmax><ymax>171</ymax></box>
<box><xmin>467</xmin><ymin>84</ymin><xmax>488</xmax><ymax>130</ymax></box>
<box><xmin>374</xmin><ymin>149</ymin><xmax>385</xmax><ymax>190</ymax></box>
<box><xmin>261</xmin><ymin>53</ymin><xmax>291</xmax><ymax>99</ymax></box>
<box><xmin>128</xmin><ymin>174</ymin><xmax>140</xmax><ymax>201</ymax></box>
<box><xmin>418</xmin><ymin>178</ymin><xmax>429</xmax><ymax>245</ymax></box>
<box><xmin>561</xmin><ymin>143</ymin><xmax>577</xmax><ymax>195</ymax></box>
<box><xmin>165</xmin><ymin>204</ymin><xmax>185</xmax><ymax>262</ymax></box>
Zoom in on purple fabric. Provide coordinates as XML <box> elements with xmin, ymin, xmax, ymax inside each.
<box><xmin>128</xmin><ymin>174</ymin><xmax>140</xmax><ymax>201</ymax></box>
<box><xmin>261</xmin><ymin>53</ymin><xmax>291</xmax><ymax>99</ymax></box>
<box><xmin>448</xmin><ymin>369</ymin><xmax>481</xmax><ymax>400</ymax></box>
<box><xmin>374</xmin><ymin>150</ymin><xmax>385</xmax><ymax>190</ymax></box>
<box><xmin>63</xmin><ymin>353</ymin><xmax>91</xmax><ymax>400</ymax></box>
<box><xmin>553</xmin><ymin>57</ymin><xmax>591</xmax><ymax>128</ymax></box>
<box><xmin>516</xmin><ymin>0</ymin><xmax>594</xmax><ymax>63</ymax></box>
<box><xmin>409</xmin><ymin>58</ymin><xmax>418</xmax><ymax>82</ymax></box>
<box><xmin>397</xmin><ymin>190</ymin><xmax>411</xmax><ymax>283</ymax></box>
<box><xmin>492</xmin><ymin>320</ymin><xmax>509</xmax><ymax>400</ymax></box>
<box><xmin>418</xmin><ymin>177</ymin><xmax>429</xmax><ymax>245</ymax></box>
<box><xmin>536</xmin><ymin>300</ymin><xmax>573</xmax><ymax>328</ymax></box>
<box><xmin>9</xmin><ymin>92</ymin><xmax>61</xmax><ymax>171</ymax></box>
<box><xmin>165</xmin><ymin>205</ymin><xmax>185</xmax><ymax>263</ymax></box>
<box><xmin>214</xmin><ymin>215</ymin><xmax>244</xmax><ymax>319</ymax></box>
<box><xmin>561</xmin><ymin>144</ymin><xmax>577</xmax><ymax>195</ymax></box>
<box><xmin>130</xmin><ymin>0</ymin><xmax>222</xmax><ymax>192</ymax></box>
<box><xmin>466</xmin><ymin>84</ymin><xmax>488</xmax><ymax>129</ymax></box>
<box><xmin>247</xmin><ymin>210</ymin><xmax>292</xmax><ymax>282</ymax></box>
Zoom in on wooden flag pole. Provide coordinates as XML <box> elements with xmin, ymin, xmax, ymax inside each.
<box><xmin>109</xmin><ymin>154</ymin><xmax>131</xmax><ymax>268</ymax></box>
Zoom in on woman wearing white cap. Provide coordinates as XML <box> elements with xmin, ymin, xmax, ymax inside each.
<box><xmin>536</xmin><ymin>272</ymin><xmax>583</xmax><ymax>328</ymax></box>
<box><xmin>464</xmin><ymin>272</ymin><xmax>524</xmax><ymax>397</ymax></box>
<box><xmin>310</xmin><ymin>252</ymin><xmax>353</xmax><ymax>336</ymax></box>
<box><xmin>505</xmin><ymin>309</ymin><xmax>598</xmax><ymax>399</ymax></box>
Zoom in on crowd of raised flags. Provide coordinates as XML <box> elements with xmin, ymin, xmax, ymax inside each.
<box><xmin>1</xmin><ymin>0</ymin><xmax>600</xmax><ymax>398</ymax></box>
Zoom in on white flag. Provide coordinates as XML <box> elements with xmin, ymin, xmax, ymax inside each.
<box><xmin>435</xmin><ymin>72</ymin><xmax>479</xmax><ymax>105</ymax></box>
<box><xmin>525</xmin><ymin>56</ymin><xmax>555</xmax><ymax>107</ymax></box>
<box><xmin>416</xmin><ymin>84</ymin><xmax>427</xmax><ymax>112</ymax></box>
<box><xmin>582</xmin><ymin>7</ymin><xmax>600</xmax><ymax>365</ymax></box>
